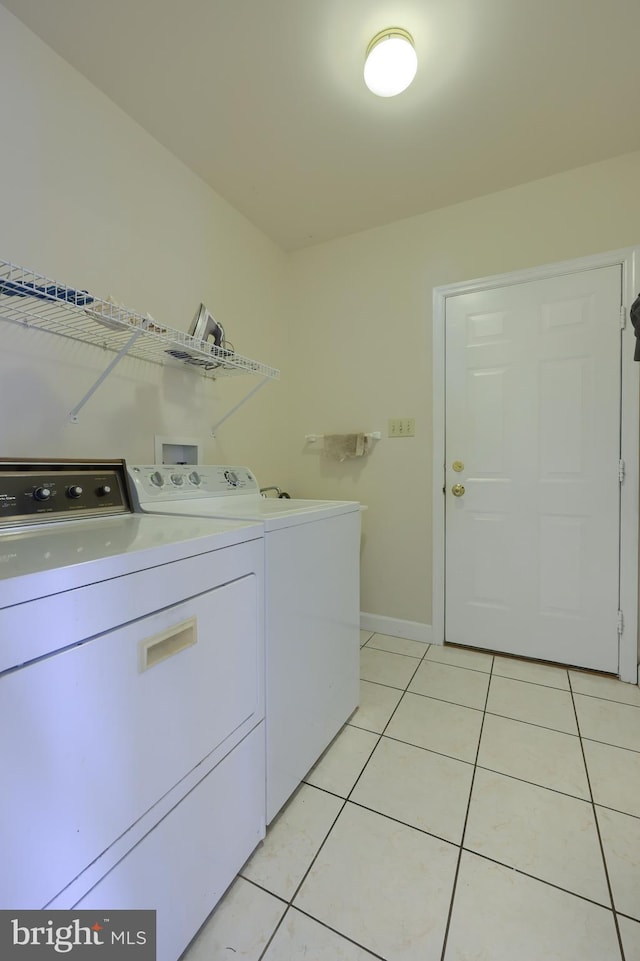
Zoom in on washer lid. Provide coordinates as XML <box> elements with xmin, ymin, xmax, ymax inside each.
<box><xmin>137</xmin><ymin>496</ymin><xmax>360</xmax><ymax>530</ymax></box>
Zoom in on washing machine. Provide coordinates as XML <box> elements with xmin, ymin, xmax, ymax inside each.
<box><xmin>127</xmin><ymin>463</ymin><xmax>361</xmax><ymax>822</ymax></box>
<box><xmin>0</xmin><ymin>459</ymin><xmax>266</xmax><ymax>961</ymax></box>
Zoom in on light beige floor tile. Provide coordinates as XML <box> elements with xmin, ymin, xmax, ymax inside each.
<box><xmin>305</xmin><ymin>725</ymin><xmax>379</xmax><ymax>798</ymax></box>
<box><xmin>360</xmin><ymin>630</ymin><xmax>373</xmax><ymax>647</ymax></box>
<box><xmin>263</xmin><ymin>908</ymin><xmax>379</xmax><ymax>960</ymax></box>
<box><xmin>584</xmin><ymin>740</ymin><xmax>640</xmax><ymax>818</ymax></box>
<box><xmin>294</xmin><ymin>803</ymin><xmax>458</xmax><ymax>961</ymax></box>
<box><xmin>478</xmin><ymin>713</ymin><xmax>589</xmax><ymax>799</ymax></box>
<box><xmin>183</xmin><ymin>877</ymin><xmax>286</xmax><ymax>961</ymax></box>
<box><xmin>351</xmin><ymin>736</ymin><xmax>473</xmax><ymax>843</ymax></box>
<box><xmin>424</xmin><ymin>644</ymin><xmax>493</xmax><ymax>673</ymax></box>
<box><xmin>487</xmin><ymin>674</ymin><xmax>578</xmax><ymax>734</ymax></box>
<box><xmin>464</xmin><ymin>768</ymin><xmax>609</xmax><ymax>905</ymax></box>
<box><xmin>570</xmin><ymin>670</ymin><xmax>640</xmax><ymax>707</ymax></box>
<box><xmin>241</xmin><ymin>784</ymin><xmax>342</xmax><ymax>900</ymax></box>
<box><xmin>619</xmin><ymin>916</ymin><xmax>640</xmax><ymax>961</ymax></box>
<box><xmin>575</xmin><ymin>694</ymin><xmax>640</xmax><ymax>752</ymax></box>
<box><xmin>359</xmin><ymin>647</ymin><xmax>420</xmax><ymax>690</ymax></box>
<box><xmin>409</xmin><ymin>660</ymin><xmax>490</xmax><ymax>710</ymax></box>
<box><xmin>385</xmin><ymin>692</ymin><xmax>483</xmax><ymax>763</ymax></box>
<box><xmin>446</xmin><ymin>852</ymin><xmax>620</xmax><ymax>961</ymax></box>
<box><xmin>597</xmin><ymin>806</ymin><xmax>640</xmax><ymax>920</ymax></box>
<box><xmin>365</xmin><ymin>633</ymin><xmax>429</xmax><ymax>659</ymax></box>
<box><xmin>493</xmin><ymin>656</ymin><xmax>569</xmax><ymax>690</ymax></box>
<box><xmin>349</xmin><ymin>680</ymin><xmax>403</xmax><ymax>734</ymax></box>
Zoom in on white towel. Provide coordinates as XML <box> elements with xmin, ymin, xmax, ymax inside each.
<box><xmin>322</xmin><ymin>433</ymin><xmax>369</xmax><ymax>461</ymax></box>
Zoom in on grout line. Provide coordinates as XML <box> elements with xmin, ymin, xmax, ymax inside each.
<box><xmin>254</xmin><ymin>908</ymin><xmax>287</xmax><ymax>960</ymax></box>
<box><xmin>345</xmin><ymin>797</ymin><xmax>460</xmax><ymax>849</ymax></box>
<box><xmin>593</xmin><ymin>800</ymin><xmax>640</xmax><ymax>822</ymax></box>
<box><xmin>404</xmin><ymin>688</ymin><xmax>486</xmax><ymax>714</ymax></box>
<box><xmin>393</xmin><ymin>684</ymin><xmax>589</xmax><ymax>739</ymax></box>
<box><xmin>422</xmin><ymin>658</ymin><xmax>492</xmax><ymax>676</ymax></box>
<box><xmin>485</xmin><ymin>708</ymin><xmax>578</xmax><ymax>735</ymax></box>
<box><xmin>568</xmin><ymin>672</ymin><xmax>626</xmax><ymax>961</ymax></box>
<box><xmin>473</xmin><ymin>762</ymin><xmax>591</xmax><ymax>803</ymax></box>
<box><xmin>490</xmin><ymin>671</ymin><xmax>571</xmax><ymax>693</ymax></box>
<box><xmin>571</xmin><ymin>689</ymin><xmax>640</xmax><ymax>710</ymax></box>
<box><xmin>259</xmin><ymin>654</ymin><xmax>427</xmax><ymax>960</ymax></box>
<box><xmin>616</xmin><ymin>910</ymin><xmax>640</xmax><ymax>924</ymax></box>
<box><xmin>483</xmin><ymin>708</ymin><xmax>581</xmax><ymax>738</ymax></box>
<box><xmin>255</xmin><ymin>794</ymin><xmax>350</xmax><ymax>961</ymax></box>
<box><xmin>286</xmin><ymin>905</ymin><xmax>389</xmax><ymax>961</ymax></box>
<box><xmin>459</xmin><ymin>847</ymin><xmax>616</xmax><ymax>912</ymax></box>
<box><xmin>347</xmin><ymin>719</ymin><xmax>393</xmax><ymax>736</ymax></box>
<box><xmin>238</xmin><ymin>874</ymin><xmax>289</xmax><ymax>906</ymax></box>
<box><xmin>438</xmin><ymin>656</ymin><xmax>495</xmax><ymax>960</ymax></box>
<box><xmin>259</xmin><ymin>653</ymin><xmax>428</xmax><ymax>946</ymax></box>
<box><xmin>336</xmin><ymin>653</ymin><xmax>427</xmax><ymax>806</ymax></box>
<box><xmin>363</xmin><ymin>644</ymin><xmax>429</xmax><ymax>660</ymax></box>
<box><xmin>376</xmin><ymin>732</ymin><xmax>476</xmax><ymax>767</ymax></box>
<box><xmin>580</xmin><ymin>733</ymin><xmax>640</xmax><ymax>756</ymax></box>
<box><xmin>299</xmin><ymin>780</ymin><xmax>350</xmax><ymax>802</ymax></box>
<box><xmin>374</xmin><ymin>655</ymin><xmax>426</xmax><ymax>738</ymax></box>
<box><xmin>360</xmin><ymin>676</ymin><xmax>414</xmax><ymax>693</ymax></box>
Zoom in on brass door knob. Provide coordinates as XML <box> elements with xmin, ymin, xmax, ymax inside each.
<box><xmin>451</xmin><ymin>484</ymin><xmax>465</xmax><ymax>497</ymax></box>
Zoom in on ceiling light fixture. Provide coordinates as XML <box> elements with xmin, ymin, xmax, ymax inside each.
<box><xmin>364</xmin><ymin>28</ymin><xmax>417</xmax><ymax>98</ymax></box>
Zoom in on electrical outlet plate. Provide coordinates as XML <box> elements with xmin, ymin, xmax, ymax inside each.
<box><xmin>388</xmin><ymin>418</ymin><xmax>415</xmax><ymax>437</ymax></box>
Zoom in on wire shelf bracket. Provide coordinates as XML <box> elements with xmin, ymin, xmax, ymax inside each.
<box><xmin>210</xmin><ymin>377</ymin><xmax>271</xmax><ymax>436</ymax></box>
<box><xmin>68</xmin><ymin>317</ymin><xmax>152</xmax><ymax>423</ymax></box>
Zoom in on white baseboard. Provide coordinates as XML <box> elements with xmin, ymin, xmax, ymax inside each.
<box><xmin>360</xmin><ymin>613</ymin><xmax>433</xmax><ymax>645</ymax></box>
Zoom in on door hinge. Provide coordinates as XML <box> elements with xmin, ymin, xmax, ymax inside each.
<box><xmin>617</xmin><ymin>610</ymin><xmax>624</xmax><ymax>635</ymax></box>
<box><xmin>620</xmin><ymin>305</ymin><xmax>627</xmax><ymax>329</ymax></box>
<box><xmin>619</xmin><ymin>459</ymin><xmax>625</xmax><ymax>483</ymax></box>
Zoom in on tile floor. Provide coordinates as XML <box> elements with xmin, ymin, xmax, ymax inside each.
<box><xmin>183</xmin><ymin>632</ymin><xmax>640</xmax><ymax>961</ymax></box>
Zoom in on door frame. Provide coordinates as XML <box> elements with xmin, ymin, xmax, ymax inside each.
<box><xmin>432</xmin><ymin>246</ymin><xmax>640</xmax><ymax>683</ymax></box>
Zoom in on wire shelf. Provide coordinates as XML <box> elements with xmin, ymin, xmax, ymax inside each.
<box><xmin>0</xmin><ymin>259</ymin><xmax>280</xmax><ymax>380</ymax></box>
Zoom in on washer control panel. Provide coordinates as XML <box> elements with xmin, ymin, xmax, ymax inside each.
<box><xmin>127</xmin><ymin>464</ymin><xmax>259</xmax><ymax>504</ymax></box>
<box><xmin>0</xmin><ymin>461</ymin><xmax>130</xmax><ymax>528</ymax></box>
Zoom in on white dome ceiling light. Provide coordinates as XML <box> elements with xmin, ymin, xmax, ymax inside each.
<box><xmin>364</xmin><ymin>28</ymin><xmax>417</xmax><ymax>98</ymax></box>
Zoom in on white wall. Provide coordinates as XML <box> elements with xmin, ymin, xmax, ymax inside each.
<box><xmin>288</xmin><ymin>150</ymin><xmax>640</xmax><ymax>635</ymax></box>
<box><xmin>0</xmin><ymin>6</ymin><xmax>290</xmax><ymax>480</ymax></box>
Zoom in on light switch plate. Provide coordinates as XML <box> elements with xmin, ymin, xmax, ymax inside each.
<box><xmin>388</xmin><ymin>418</ymin><xmax>415</xmax><ymax>437</ymax></box>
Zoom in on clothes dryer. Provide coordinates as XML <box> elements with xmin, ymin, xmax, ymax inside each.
<box><xmin>0</xmin><ymin>459</ymin><xmax>265</xmax><ymax>961</ymax></box>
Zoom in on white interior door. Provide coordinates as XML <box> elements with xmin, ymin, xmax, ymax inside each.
<box><xmin>444</xmin><ymin>265</ymin><xmax>622</xmax><ymax>672</ymax></box>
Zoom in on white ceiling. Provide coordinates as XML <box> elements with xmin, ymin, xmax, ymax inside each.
<box><xmin>3</xmin><ymin>0</ymin><xmax>640</xmax><ymax>251</ymax></box>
